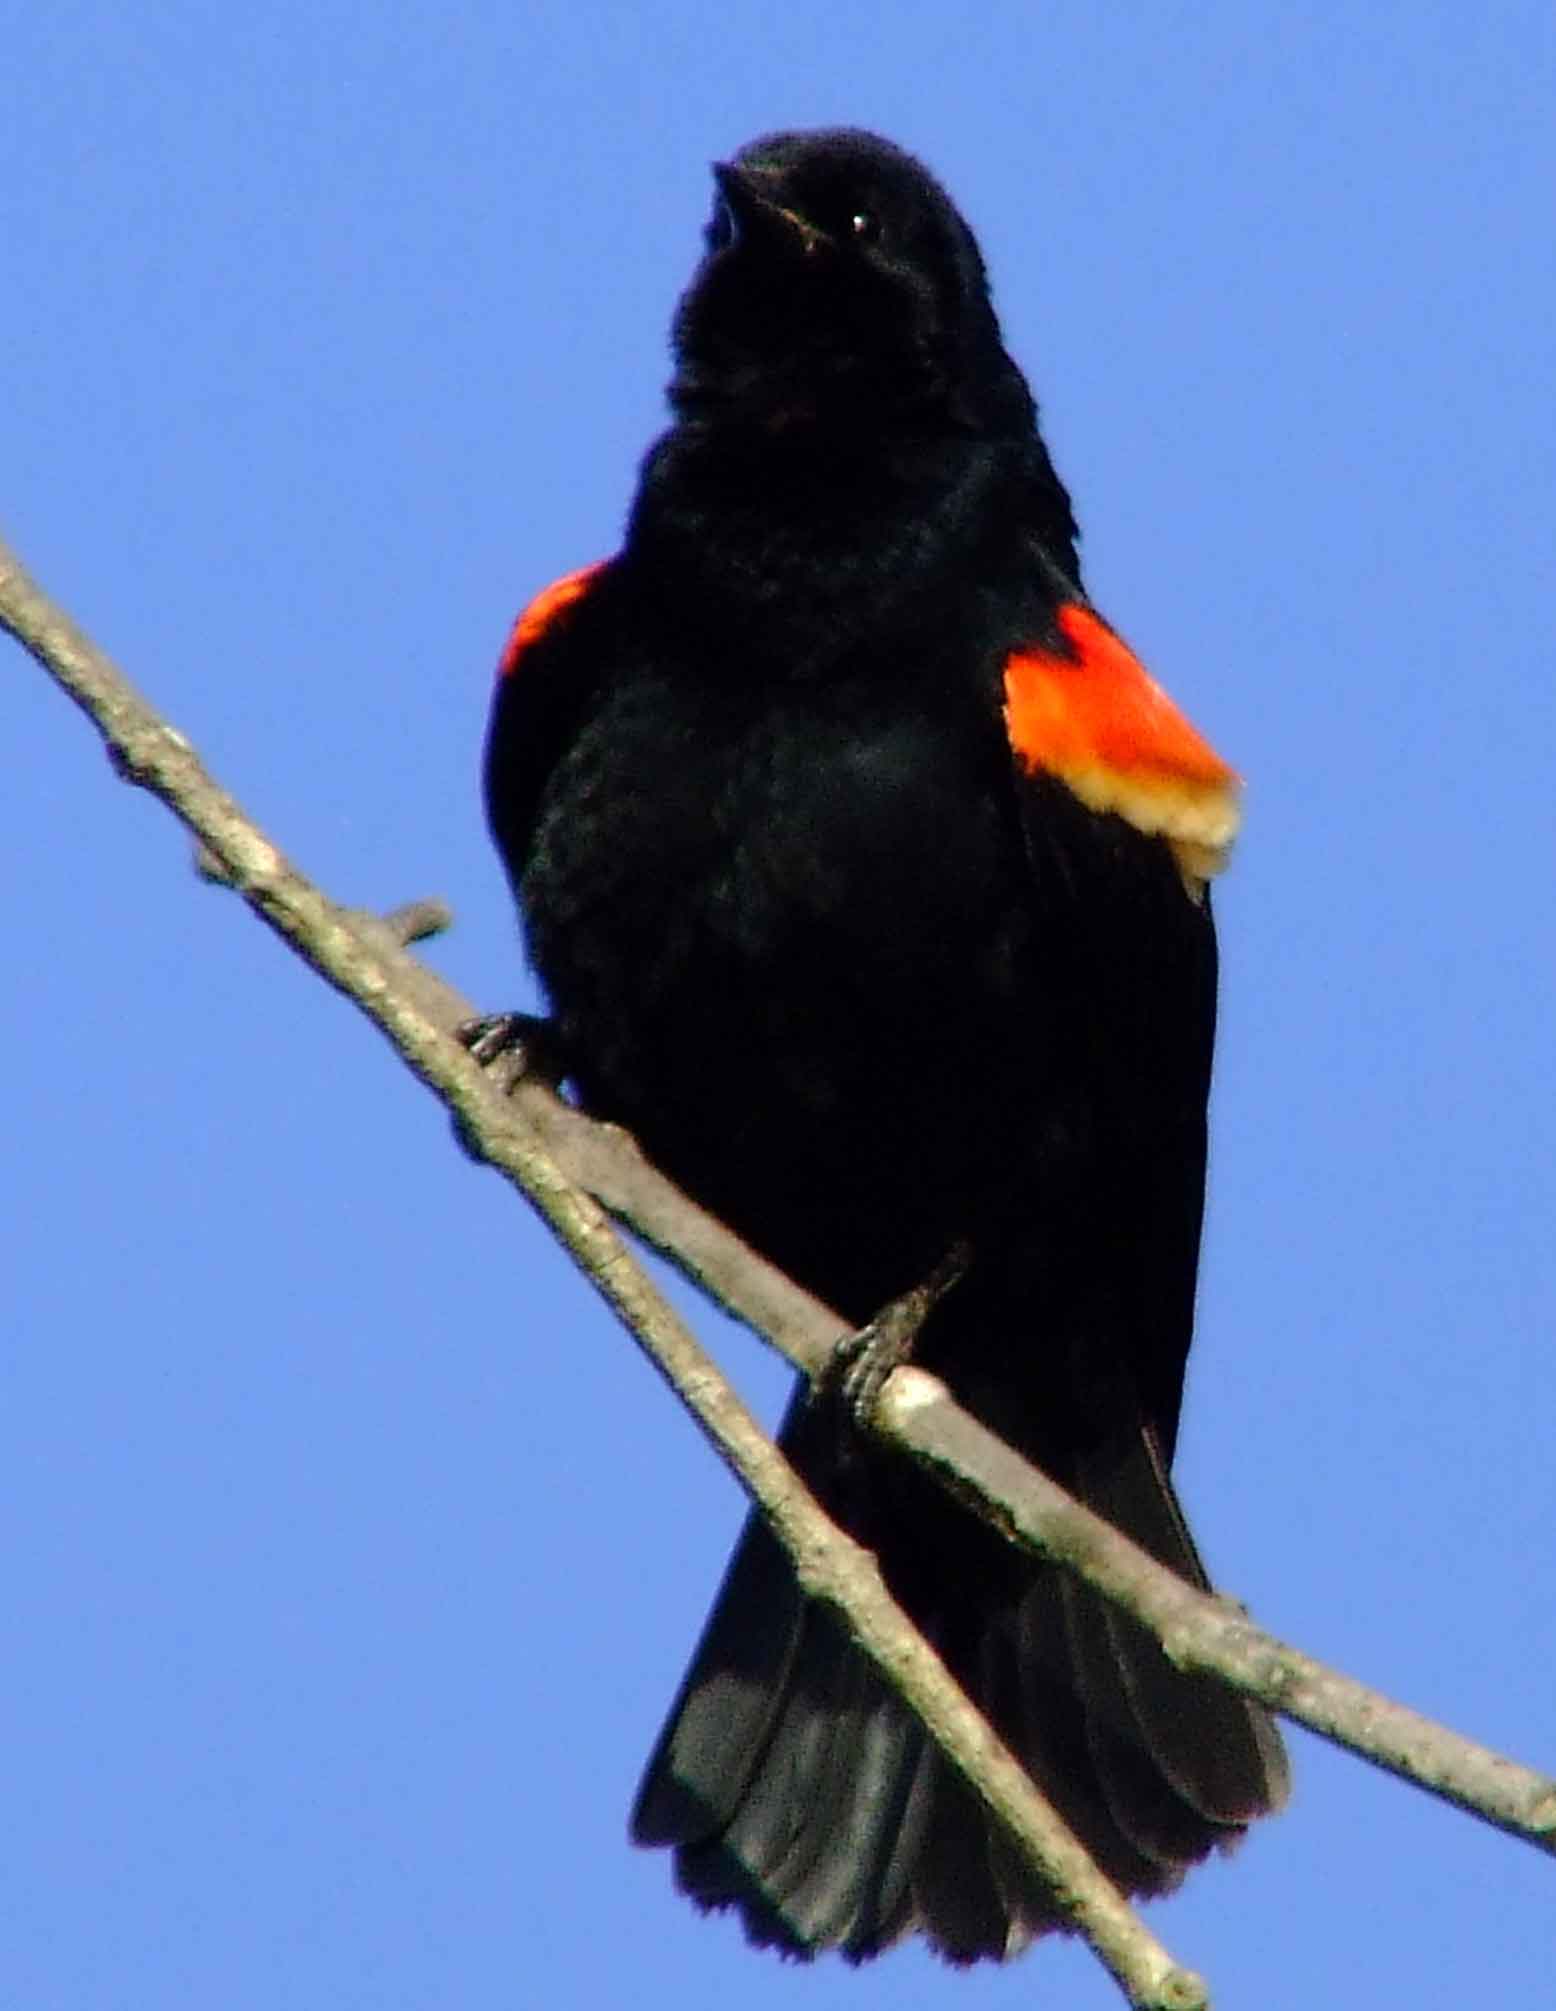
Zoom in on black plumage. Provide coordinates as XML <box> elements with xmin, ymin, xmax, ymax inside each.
<box><xmin>482</xmin><ymin>126</ymin><xmax>1287</xmax><ymax>1964</ymax></box>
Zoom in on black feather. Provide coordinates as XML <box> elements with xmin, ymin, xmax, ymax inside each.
<box><xmin>484</xmin><ymin>125</ymin><xmax>1287</xmax><ymax>1964</ymax></box>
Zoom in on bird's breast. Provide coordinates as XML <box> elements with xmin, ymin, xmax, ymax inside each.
<box><xmin>521</xmin><ymin>659</ymin><xmax>1057</xmax><ymax>1300</ymax></box>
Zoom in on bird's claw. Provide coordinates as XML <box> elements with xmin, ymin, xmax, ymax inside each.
<box><xmin>827</xmin><ymin>1316</ymin><xmax>915</xmax><ymax>1433</ymax></box>
<box><xmin>452</xmin><ymin>1012</ymin><xmax>571</xmax><ymax>1163</ymax></box>
<box><xmin>457</xmin><ymin>1011</ymin><xmax>569</xmax><ymax>1087</ymax></box>
<box><xmin>819</xmin><ymin>1240</ymin><xmax>972</xmax><ymax>1435</ymax></box>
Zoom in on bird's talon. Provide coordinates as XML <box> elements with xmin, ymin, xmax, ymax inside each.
<box><xmin>838</xmin><ymin>1319</ymin><xmax>908</xmax><ymax>1432</ymax></box>
<box><xmin>457</xmin><ymin>1011</ymin><xmax>569</xmax><ymax>1087</ymax></box>
<box><xmin>821</xmin><ymin>1241</ymin><xmax>972</xmax><ymax>1435</ymax></box>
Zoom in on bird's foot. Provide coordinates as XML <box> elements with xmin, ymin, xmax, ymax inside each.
<box><xmin>453</xmin><ymin>1011</ymin><xmax>571</xmax><ymax>1162</ymax></box>
<box><xmin>821</xmin><ymin>1241</ymin><xmax>971</xmax><ymax>1435</ymax></box>
<box><xmin>457</xmin><ymin>1010</ymin><xmax>569</xmax><ymax>1088</ymax></box>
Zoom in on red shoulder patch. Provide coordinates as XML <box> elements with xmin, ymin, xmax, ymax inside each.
<box><xmin>1003</xmin><ymin>603</ymin><xmax>1241</xmax><ymax>886</ymax></box>
<box><xmin>497</xmin><ymin>562</ymin><xmax>608</xmax><ymax>680</ymax></box>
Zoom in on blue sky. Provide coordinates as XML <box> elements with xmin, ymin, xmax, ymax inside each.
<box><xmin>5</xmin><ymin>3</ymin><xmax>1553</xmax><ymax>2006</ymax></box>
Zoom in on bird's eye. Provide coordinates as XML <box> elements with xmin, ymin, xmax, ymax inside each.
<box><xmin>849</xmin><ymin>209</ymin><xmax>881</xmax><ymax>245</ymax></box>
<box><xmin>706</xmin><ymin>197</ymin><xmax>736</xmax><ymax>252</ymax></box>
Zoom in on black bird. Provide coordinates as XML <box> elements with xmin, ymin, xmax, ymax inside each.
<box><xmin>480</xmin><ymin>126</ymin><xmax>1287</xmax><ymax>1964</ymax></box>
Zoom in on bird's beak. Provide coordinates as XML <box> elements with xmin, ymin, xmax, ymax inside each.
<box><xmin>712</xmin><ymin>162</ymin><xmax>826</xmax><ymax>256</ymax></box>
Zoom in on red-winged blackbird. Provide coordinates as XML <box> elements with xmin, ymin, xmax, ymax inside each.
<box><xmin>482</xmin><ymin>127</ymin><xmax>1287</xmax><ymax>1964</ymax></box>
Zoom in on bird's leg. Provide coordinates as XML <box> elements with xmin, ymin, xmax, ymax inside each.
<box><xmin>822</xmin><ymin>1239</ymin><xmax>972</xmax><ymax>1434</ymax></box>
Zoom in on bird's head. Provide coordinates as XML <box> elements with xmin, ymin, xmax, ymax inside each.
<box><xmin>668</xmin><ymin>128</ymin><xmax>1033</xmax><ymax>438</ymax></box>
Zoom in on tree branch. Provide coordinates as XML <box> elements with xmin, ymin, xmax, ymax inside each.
<box><xmin>6</xmin><ymin>531</ymin><xmax>1553</xmax><ymax>2002</ymax></box>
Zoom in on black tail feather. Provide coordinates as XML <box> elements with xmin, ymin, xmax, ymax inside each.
<box><xmin>632</xmin><ymin>1385</ymin><xmax>1287</xmax><ymax>1963</ymax></box>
